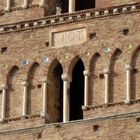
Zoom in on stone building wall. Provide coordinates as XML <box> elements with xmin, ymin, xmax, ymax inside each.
<box><xmin>0</xmin><ymin>7</ymin><xmax>139</xmax><ymax>121</ymax></box>
<box><xmin>0</xmin><ymin>112</ymin><xmax>140</xmax><ymax>140</ymax></box>
<box><xmin>0</xmin><ymin>1</ymin><xmax>139</xmax><ymax>140</ymax></box>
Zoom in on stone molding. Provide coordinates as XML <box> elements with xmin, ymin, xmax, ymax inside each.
<box><xmin>0</xmin><ymin>2</ymin><xmax>139</xmax><ymax>34</ymax></box>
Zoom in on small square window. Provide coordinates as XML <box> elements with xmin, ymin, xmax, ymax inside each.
<box><xmin>0</xmin><ymin>47</ymin><xmax>7</xmax><ymax>54</ymax></box>
<box><xmin>123</xmin><ymin>29</ymin><xmax>129</xmax><ymax>35</ymax></box>
<box><xmin>89</xmin><ymin>33</ymin><xmax>96</xmax><ymax>40</ymax></box>
<box><xmin>93</xmin><ymin>125</ymin><xmax>99</xmax><ymax>132</ymax></box>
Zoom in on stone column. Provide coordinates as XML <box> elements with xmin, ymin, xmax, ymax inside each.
<box><xmin>22</xmin><ymin>0</ymin><xmax>28</xmax><ymax>9</ymax></box>
<box><xmin>40</xmin><ymin>78</ymin><xmax>47</xmax><ymax>118</ymax></box>
<box><xmin>69</xmin><ymin>0</ymin><xmax>75</xmax><ymax>13</ymax></box>
<box><xmin>104</xmin><ymin>69</ymin><xmax>110</xmax><ymax>104</ymax></box>
<box><xmin>39</xmin><ymin>0</ymin><xmax>49</xmax><ymax>8</ymax></box>
<box><xmin>125</xmin><ymin>64</ymin><xmax>132</xmax><ymax>103</ymax></box>
<box><xmin>1</xmin><ymin>84</ymin><xmax>8</xmax><ymax>121</ymax></box>
<box><xmin>61</xmin><ymin>74</ymin><xmax>71</xmax><ymax>123</ymax></box>
<box><xmin>4</xmin><ymin>0</ymin><xmax>11</xmax><ymax>11</ymax></box>
<box><xmin>83</xmin><ymin>70</ymin><xmax>90</xmax><ymax>108</ymax></box>
<box><xmin>21</xmin><ymin>81</ymin><xmax>28</xmax><ymax>117</ymax></box>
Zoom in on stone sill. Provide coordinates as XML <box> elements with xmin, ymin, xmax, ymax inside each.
<box><xmin>0</xmin><ymin>111</ymin><xmax>140</xmax><ymax>135</ymax></box>
<box><xmin>0</xmin><ymin>2</ymin><xmax>140</xmax><ymax>34</ymax></box>
<box><xmin>0</xmin><ymin>114</ymin><xmax>40</xmax><ymax>124</ymax></box>
<box><xmin>83</xmin><ymin>99</ymin><xmax>140</xmax><ymax>111</ymax></box>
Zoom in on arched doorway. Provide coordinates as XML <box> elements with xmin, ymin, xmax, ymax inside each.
<box><xmin>47</xmin><ymin>60</ymin><xmax>63</xmax><ymax>123</ymax></box>
<box><xmin>70</xmin><ymin>59</ymin><xmax>84</xmax><ymax>121</ymax></box>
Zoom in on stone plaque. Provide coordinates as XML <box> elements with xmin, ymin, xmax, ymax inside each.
<box><xmin>52</xmin><ymin>28</ymin><xmax>87</xmax><ymax>47</ymax></box>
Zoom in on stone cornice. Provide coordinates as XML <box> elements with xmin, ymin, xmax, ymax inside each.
<box><xmin>0</xmin><ymin>2</ymin><xmax>140</xmax><ymax>34</ymax></box>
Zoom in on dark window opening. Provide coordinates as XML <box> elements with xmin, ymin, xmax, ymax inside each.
<box><xmin>132</xmin><ymin>68</ymin><xmax>138</xmax><ymax>74</ymax></box>
<box><xmin>89</xmin><ymin>33</ymin><xmax>96</xmax><ymax>40</ymax></box>
<box><xmin>99</xmin><ymin>73</ymin><xmax>104</xmax><ymax>79</ymax></box>
<box><xmin>54</xmin><ymin>63</ymin><xmax>63</xmax><ymax>122</ymax></box>
<box><xmin>45</xmin><ymin>41</ymin><xmax>49</xmax><ymax>47</ymax></box>
<box><xmin>123</xmin><ymin>29</ymin><xmax>129</xmax><ymax>36</ymax></box>
<box><xmin>70</xmin><ymin>59</ymin><xmax>84</xmax><ymax>121</ymax></box>
<box><xmin>76</xmin><ymin>0</ymin><xmax>96</xmax><ymax>11</ymax></box>
<box><xmin>37</xmin><ymin>132</ymin><xmax>42</xmax><ymax>139</ymax></box>
<box><xmin>37</xmin><ymin>84</ymin><xmax>42</xmax><ymax>89</ymax></box>
<box><xmin>136</xmin><ymin>117</ymin><xmax>140</xmax><ymax>122</ymax></box>
<box><xmin>60</xmin><ymin>0</ymin><xmax>96</xmax><ymax>13</ymax></box>
<box><xmin>60</xmin><ymin>0</ymin><xmax>68</xmax><ymax>13</ymax></box>
<box><xmin>0</xmin><ymin>47</ymin><xmax>7</xmax><ymax>54</ymax></box>
<box><xmin>93</xmin><ymin>125</ymin><xmax>99</xmax><ymax>132</ymax></box>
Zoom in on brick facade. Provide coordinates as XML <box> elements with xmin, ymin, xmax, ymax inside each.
<box><xmin>0</xmin><ymin>0</ymin><xmax>139</xmax><ymax>139</ymax></box>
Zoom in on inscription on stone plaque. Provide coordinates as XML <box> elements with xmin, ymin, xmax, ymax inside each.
<box><xmin>52</xmin><ymin>28</ymin><xmax>86</xmax><ymax>47</ymax></box>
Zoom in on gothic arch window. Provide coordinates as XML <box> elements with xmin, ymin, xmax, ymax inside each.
<box><xmin>47</xmin><ymin>59</ymin><xmax>63</xmax><ymax>122</ymax></box>
<box><xmin>109</xmin><ymin>48</ymin><xmax>125</xmax><ymax>103</ymax></box>
<box><xmin>7</xmin><ymin>65</ymin><xmax>21</xmax><ymax>118</ymax></box>
<box><xmin>89</xmin><ymin>53</ymin><xmax>104</xmax><ymax>106</ymax></box>
<box><xmin>70</xmin><ymin>58</ymin><xmax>84</xmax><ymax>121</ymax></box>
<box><xmin>27</xmin><ymin>62</ymin><xmax>42</xmax><ymax>115</ymax></box>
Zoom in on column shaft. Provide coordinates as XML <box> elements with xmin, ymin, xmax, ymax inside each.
<box><xmin>69</xmin><ymin>0</ymin><xmax>75</xmax><ymax>13</ymax></box>
<box><xmin>126</xmin><ymin>70</ymin><xmax>131</xmax><ymax>101</ymax></box>
<box><xmin>22</xmin><ymin>0</ymin><xmax>28</xmax><ymax>8</ymax></box>
<box><xmin>22</xmin><ymin>81</ymin><xmax>28</xmax><ymax>116</ymax></box>
<box><xmin>63</xmin><ymin>80</ymin><xmax>69</xmax><ymax>122</ymax></box>
<box><xmin>104</xmin><ymin>69</ymin><xmax>110</xmax><ymax>104</ymax></box>
<box><xmin>42</xmin><ymin>80</ymin><xmax>47</xmax><ymax>117</ymax></box>
<box><xmin>5</xmin><ymin>0</ymin><xmax>11</xmax><ymax>11</ymax></box>
<box><xmin>83</xmin><ymin>71</ymin><xmax>90</xmax><ymax>107</ymax></box>
<box><xmin>1</xmin><ymin>86</ymin><xmax>7</xmax><ymax>120</ymax></box>
<box><xmin>125</xmin><ymin>65</ymin><xmax>132</xmax><ymax>103</ymax></box>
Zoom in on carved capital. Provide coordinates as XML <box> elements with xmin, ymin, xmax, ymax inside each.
<box><xmin>83</xmin><ymin>70</ymin><xmax>90</xmax><ymax>76</ymax></box>
<box><xmin>39</xmin><ymin>1</ymin><xmax>48</xmax><ymax>9</ymax></box>
<box><xmin>103</xmin><ymin>69</ymin><xmax>110</xmax><ymax>74</ymax></box>
<box><xmin>42</xmin><ymin>77</ymin><xmax>47</xmax><ymax>83</ymax></box>
<box><xmin>1</xmin><ymin>84</ymin><xmax>8</xmax><ymax>90</ymax></box>
<box><xmin>61</xmin><ymin>74</ymin><xmax>71</xmax><ymax>82</ymax></box>
<box><xmin>21</xmin><ymin>81</ymin><xmax>28</xmax><ymax>86</ymax></box>
<box><xmin>82</xmin><ymin>105</ymin><xmax>88</xmax><ymax>111</ymax></box>
<box><xmin>125</xmin><ymin>64</ymin><xmax>132</xmax><ymax>70</ymax></box>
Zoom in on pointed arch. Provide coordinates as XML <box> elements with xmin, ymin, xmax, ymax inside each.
<box><xmin>27</xmin><ymin>62</ymin><xmax>42</xmax><ymax>115</ymax></box>
<box><xmin>109</xmin><ymin>48</ymin><xmax>125</xmax><ymax>103</ymax></box>
<box><xmin>6</xmin><ymin>65</ymin><xmax>22</xmax><ymax>118</ymax></box>
<box><xmin>131</xmin><ymin>46</ymin><xmax>140</xmax><ymax>100</ymax></box>
<box><xmin>68</xmin><ymin>56</ymin><xmax>85</xmax><ymax>78</ymax></box>
<box><xmin>47</xmin><ymin>59</ymin><xmax>63</xmax><ymax>122</ymax></box>
<box><xmin>89</xmin><ymin>52</ymin><xmax>104</xmax><ymax>106</ymax></box>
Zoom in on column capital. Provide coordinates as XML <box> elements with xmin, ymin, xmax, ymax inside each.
<box><xmin>125</xmin><ymin>64</ymin><xmax>132</xmax><ymax>70</ymax></box>
<box><xmin>61</xmin><ymin>74</ymin><xmax>71</xmax><ymax>82</ymax></box>
<box><xmin>83</xmin><ymin>70</ymin><xmax>90</xmax><ymax>76</ymax></box>
<box><xmin>42</xmin><ymin>77</ymin><xmax>47</xmax><ymax>82</ymax></box>
<box><xmin>21</xmin><ymin>81</ymin><xmax>28</xmax><ymax>86</ymax></box>
<box><xmin>1</xmin><ymin>84</ymin><xmax>8</xmax><ymax>90</ymax></box>
<box><xmin>103</xmin><ymin>68</ymin><xmax>110</xmax><ymax>74</ymax></box>
<box><xmin>39</xmin><ymin>1</ymin><xmax>49</xmax><ymax>9</ymax></box>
